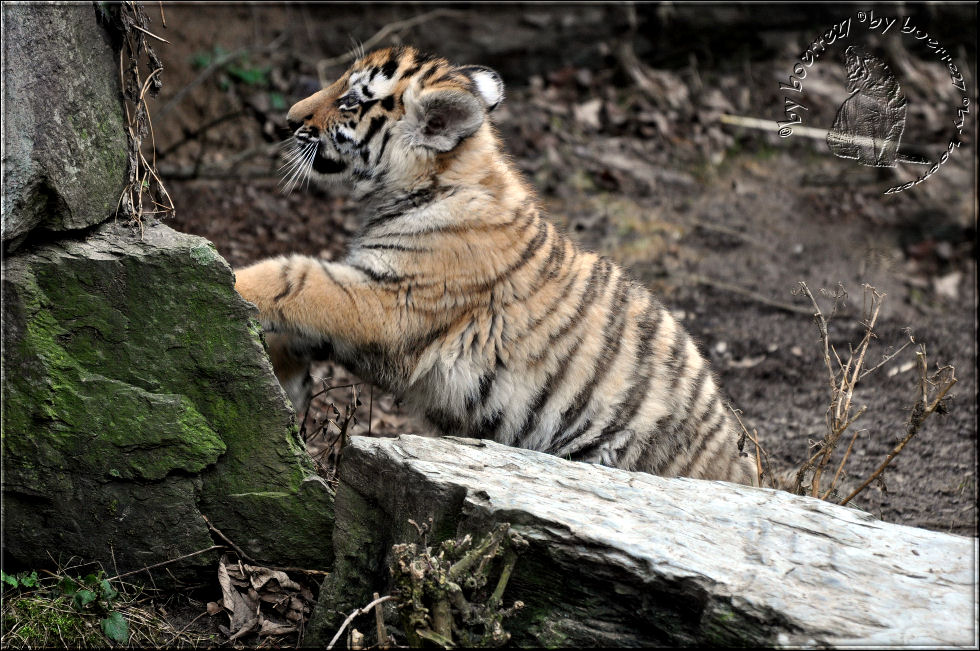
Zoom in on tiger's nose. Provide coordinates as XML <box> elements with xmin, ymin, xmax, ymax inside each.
<box><xmin>294</xmin><ymin>125</ymin><xmax>320</xmax><ymax>145</ymax></box>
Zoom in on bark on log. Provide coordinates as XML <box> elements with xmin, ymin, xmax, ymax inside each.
<box><xmin>308</xmin><ymin>434</ymin><xmax>975</xmax><ymax>647</ymax></box>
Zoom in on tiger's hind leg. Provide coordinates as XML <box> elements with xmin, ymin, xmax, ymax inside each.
<box><xmin>264</xmin><ymin>332</ymin><xmax>314</xmax><ymax>416</ymax></box>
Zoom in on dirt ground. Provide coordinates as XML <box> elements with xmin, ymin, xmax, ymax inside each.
<box><xmin>151</xmin><ymin>3</ymin><xmax>976</xmax><ymax>546</ymax></box>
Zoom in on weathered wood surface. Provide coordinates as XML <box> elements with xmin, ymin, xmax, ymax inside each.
<box><xmin>310</xmin><ymin>434</ymin><xmax>975</xmax><ymax>647</ymax></box>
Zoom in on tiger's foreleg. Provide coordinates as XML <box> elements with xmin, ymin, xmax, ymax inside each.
<box><xmin>234</xmin><ymin>254</ymin><xmax>421</xmax><ymax>401</ymax></box>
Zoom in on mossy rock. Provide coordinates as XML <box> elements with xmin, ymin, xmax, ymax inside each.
<box><xmin>1</xmin><ymin>220</ymin><xmax>334</xmax><ymax>582</ymax></box>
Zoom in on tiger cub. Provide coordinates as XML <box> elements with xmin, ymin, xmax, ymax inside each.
<box><xmin>234</xmin><ymin>46</ymin><xmax>757</xmax><ymax>485</ymax></box>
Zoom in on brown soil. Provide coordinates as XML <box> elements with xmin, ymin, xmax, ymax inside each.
<box><xmin>152</xmin><ymin>4</ymin><xmax>976</xmax><ymax>545</ymax></box>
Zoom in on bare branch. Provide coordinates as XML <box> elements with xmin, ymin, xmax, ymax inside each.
<box><xmin>105</xmin><ymin>545</ymin><xmax>222</xmax><ymax>582</ymax></box>
<box><xmin>728</xmin><ymin>404</ymin><xmax>775</xmax><ymax>489</ymax></box>
<box><xmin>840</xmin><ymin>348</ymin><xmax>956</xmax><ymax>506</ymax></box>
<box><xmin>683</xmin><ymin>274</ymin><xmax>815</xmax><ymax>316</ymax></box>
<box><xmin>326</xmin><ymin>595</ymin><xmax>395</xmax><ymax>650</ymax></box>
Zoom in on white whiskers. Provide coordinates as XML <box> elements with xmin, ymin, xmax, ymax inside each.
<box><xmin>278</xmin><ymin>139</ymin><xmax>318</xmax><ymax>196</ymax></box>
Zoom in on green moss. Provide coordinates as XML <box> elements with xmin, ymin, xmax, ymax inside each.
<box><xmin>189</xmin><ymin>242</ymin><xmax>219</xmax><ymax>266</ymax></box>
<box><xmin>4</xmin><ymin>597</ymin><xmax>105</xmax><ymax>647</ymax></box>
<box><xmin>3</xmin><ymin>222</ymin><xmax>334</xmax><ymax>576</ymax></box>
<box><xmin>6</xmin><ymin>291</ymin><xmax>225</xmax><ymax>480</ymax></box>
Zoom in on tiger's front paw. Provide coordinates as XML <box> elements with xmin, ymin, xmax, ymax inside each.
<box><xmin>234</xmin><ymin>258</ymin><xmax>288</xmax><ymax>329</ymax></box>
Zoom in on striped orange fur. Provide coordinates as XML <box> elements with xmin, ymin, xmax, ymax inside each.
<box><xmin>234</xmin><ymin>47</ymin><xmax>757</xmax><ymax>485</ymax></box>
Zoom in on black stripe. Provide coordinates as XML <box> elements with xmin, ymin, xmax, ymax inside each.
<box><xmin>363</xmin><ymin>187</ymin><xmax>436</xmax><ymax>230</ymax></box>
<box><xmin>655</xmin><ymin>364</ymin><xmax>711</xmax><ymax>466</ymax></box>
<box><xmin>349</xmin><ymin>263</ymin><xmax>405</xmax><ymax>284</ymax></box>
<box><xmin>319</xmin><ymin>261</ymin><xmax>355</xmax><ymax>304</ymax></box>
<box><xmin>426</xmin><ymin>407</ymin><xmax>464</xmax><ymax>435</ymax></box>
<box><xmin>381</xmin><ymin>95</ymin><xmax>395</xmax><ymax>111</ymax></box>
<box><xmin>404</xmin><ymin>323</ymin><xmax>450</xmax><ymax>356</ymax></box>
<box><xmin>360</xmin><ymin>115</ymin><xmax>387</xmax><ymax>147</ymax></box>
<box><xmin>313</xmin><ymin>156</ymin><xmax>347</xmax><ymax>174</ymax></box>
<box><xmin>370</xmin><ymin>206</ymin><xmax>527</xmax><ymax>239</ymax></box>
<box><xmin>523</xmin><ymin>247</ymin><xmax>579</xmax><ymax>333</ymax></box>
<box><xmin>494</xmin><ymin>219</ymin><xmax>550</xmax><ymax>283</ymax></box>
<box><xmin>675</xmin><ymin>404</ymin><xmax>727</xmax><ymax>477</ymax></box>
<box><xmin>419</xmin><ymin>63</ymin><xmax>440</xmax><ymax>82</ymax></box>
<box><xmin>569</xmin><ymin>305</ymin><xmax>669</xmax><ymax>460</ymax></box>
<box><xmin>666</xmin><ymin>333</ymin><xmax>693</xmax><ymax>396</ymax></box>
<box><xmin>273</xmin><ymin>260</ymin><xmax>294</xmax><ymax>302</ymax></box>
<box><xmin>599</xmin><ymin>304</ymin><xmax>666</xmax><ymax>434</ymax></box>
<box><xmin>541</xmin><ymin>234</ymin><xmax>566</xmax><ymax>280</ymax></box>
<box><xmin>465</xmin><ymin>370</ymin><xmax>496</xmax><ymax>410</ymax></box>
<box><xmin>375</xmin><ymin>123</ymin><xmax>392</xmax><ymax>161</ymax></box>
<box><xmin>505</xmin><ymin>237</ymin><xmax>569</xmax><ymax>311</ymax></box>
<box><xmin>291</xmin><ymin>265</ymin><xmax>310</xmax><ymax>298</ymax></box>
<box><xmin>380</xmin><ymin>57</ymin><xmax>399</xmax><ymax>79</ymax></box>
<box><xmin>549</xmin><ymin>279</ymin><xmax>632</xmax><ymax>451</ymax></box>
<box><xmin>474</xmin><ymin>409</ymin><xmax>503</xmax><ymax>440</ymax></box>
<box><xmin>514</xmin><ymin>332</ymin><xmax>588</xmax><ymax>448</ymax></box>
<box><xmin>403</xmin><ymin>51</ymin><xmax>437</xmax><ymax>80</ymax></box>
<box><xmin>357</xmin><ymin>98</ymin><xmax>379</xmax><ymax>117</ymax></box>
<box><xmin>529</xmin><ymin>258</ymin><xmax>611</xmax><ymax>366</ymax></box>
<box><xmin>359</xmin><ymin>242</ymin><xmax>430</xmax><ymax>252</ymax></box>
<box><xmin>374</xmin><ymin>209</ymin><xmax>540</xmax><ymax>292</ymax></box>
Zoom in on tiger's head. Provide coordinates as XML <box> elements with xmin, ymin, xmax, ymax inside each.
<box><xmin>283</xmin><ymin>46</ymin><xmax>504</xmax><ymax>199</ymax></box>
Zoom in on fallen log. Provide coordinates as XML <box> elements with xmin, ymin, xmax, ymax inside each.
<box><xmin>307</xmin><ymin>434</ymin><xmax>974</xmax><ymax>647</ymax></box>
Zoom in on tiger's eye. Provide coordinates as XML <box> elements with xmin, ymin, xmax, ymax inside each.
<box><xmin>337</xmin><ymin>92</ymin><xmax>361</xmax><ymax>111</ymax></box>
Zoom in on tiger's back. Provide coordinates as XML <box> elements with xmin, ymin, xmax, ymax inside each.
<box><xmin>234</xmin><ymin>46</ymin><xmax>756</xmax><ymax>485</ymax></box>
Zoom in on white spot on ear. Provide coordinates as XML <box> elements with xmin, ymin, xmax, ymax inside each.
<box><xmin>464</xmin><ymin>66</ymin><xmax>504</xmax><ymax>111</ymax></box>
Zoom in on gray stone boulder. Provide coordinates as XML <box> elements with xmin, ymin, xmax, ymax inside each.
<box><xmin>308</xmin><ymin>434</ymin><xmax>975</xmax><ymax>647</ymax></box>
<box><xmin>1</xmin><ymin>220</ymin><xmax>334</xmax><ymax>580</ymax></box>
<box><xmin>1</xmin><ymin>3</ymin><xmax>128</xmax><ymax>245</ymax></box>
<box><xmin>2</xmin><ymin>2</ymin><xmax>335</xmax><ymax>583</ymax></box>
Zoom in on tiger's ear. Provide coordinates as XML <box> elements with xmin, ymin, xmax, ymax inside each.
<box><xmin>459</xmin><ymin>65</ymin><xmax>504</xmax><ymax>112</ymax></box>
<box><xmin>411</xmin><ymin>89</ymin><xmax>486</xmax><ymax>153</ymax></box>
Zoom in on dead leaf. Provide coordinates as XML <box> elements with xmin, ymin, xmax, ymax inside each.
<box><xmin>258</xmin><ymin>619</ymin><xmax>297</xmax><ymax>637</ymax></box>
<box><xmin>246</xmin><ymin>565</ymin><xmax>301</xmax><ymax>592</ymax></box>
<box><xmin>218</xmin><ymin>555</ymin><xmax>260</xmax><ymax>637</ymax></box>
<box><xmin>214</xmin><ymin>553</ymin><xmax>317</xmax><ymax>644</ymax></box>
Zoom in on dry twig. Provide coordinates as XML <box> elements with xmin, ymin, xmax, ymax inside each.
<box><xmin>326</xmin><ymin>595</ymin><xmax>395</xmax><ymax>650</ymax></box>
<box><xmin>682</xmin><ymin>273</ymin><xmax>815</xmax><ymax>316</ymax></box>
<box><xmin>105</xmin><ymin>1</ymin><xmax>175</xmax><ymax>229</ymax></box>
<box><xmin>314</xmin><ymin>9</ymin><xmax>468</xmax><ymax>85</ymax></box>
<box><xmin>790</xmin><ymin>282</ymin><xmax>956</xmax><ymax>505</ymax></box>
<box><xmin>729</xmin><ymin>404</ymin><xmax>776</xmax><ymax>489</ymax></box>
<box><xmin>105</xmin><ymin>545</ymin><xmax>222</xmax><ymax>582</ymax></box>
<box><xmin>840</xmin><ymin>349</ymin><xmax>956</xmax><ymax>505</ymax></box>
